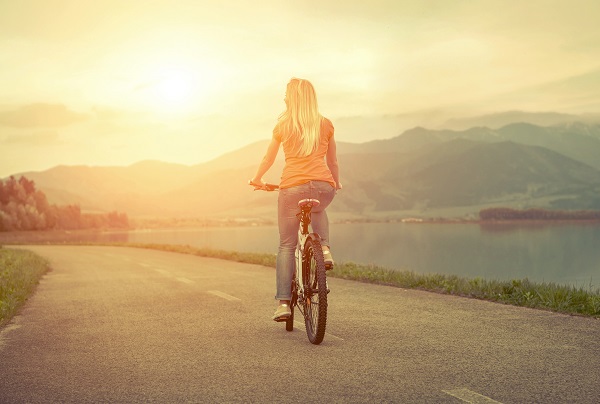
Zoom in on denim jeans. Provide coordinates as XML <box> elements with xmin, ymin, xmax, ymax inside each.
<box><xmin>275</xmin><ymin>181</ymin><xmax>336</xmax><ymax>300</ymax></box>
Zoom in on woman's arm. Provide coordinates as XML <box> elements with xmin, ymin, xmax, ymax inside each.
<box><xmin>251</xmin><ymin>138</ymin><xmax>280</xmax><ymax>185</ymax></box>
<box><xmin>326</xmin><ymin>135</ymin><xmax>341</xmax><ymax>189</ymax></box>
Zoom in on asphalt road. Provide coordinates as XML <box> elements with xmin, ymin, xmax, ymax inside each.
<box><xmin>1</xmin><ymin>245</ymin><xmax>598</xmax><ymax>403</ymax></box>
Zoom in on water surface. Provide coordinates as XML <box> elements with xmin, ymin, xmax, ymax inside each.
<box><xmin>96</xmin><ymin>222</ymin><xmax>600</xmax><ymax>287</ymax></box>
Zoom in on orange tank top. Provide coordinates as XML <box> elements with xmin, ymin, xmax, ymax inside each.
<box><xmin>273</xmin><ymin>117</ymin><xmax>335</xmax><ymax>189</ymax></box>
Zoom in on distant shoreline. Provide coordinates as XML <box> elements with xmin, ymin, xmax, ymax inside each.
<box><xmin>2</xmin><ymin>218</ymin><xmax>600</xmax><ymax>245</ymax></box>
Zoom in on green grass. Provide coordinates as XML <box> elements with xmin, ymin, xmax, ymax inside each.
<box><xmin>0</xmin><ymin>247</ymin><xmax>51</xmax><ymax>327</ymax></box>
<box><xmin>114</xmin><ymin>243</ymin><xmax>600</xmax><ymax>318</ymax></box>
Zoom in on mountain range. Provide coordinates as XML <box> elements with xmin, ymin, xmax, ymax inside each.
<box><xmin>9</xmin><ymin>119</ymin><xmax>600</xmax><ymax>221</ymax></box>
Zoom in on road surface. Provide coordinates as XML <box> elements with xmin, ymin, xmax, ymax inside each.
<box><xmin>1</xmin><ymin>246</ymin><xmax>598</xmax><ymax>403</ymax></box>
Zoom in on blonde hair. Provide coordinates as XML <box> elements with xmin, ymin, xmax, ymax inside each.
<box><xmin>278</xmin><ymin>78</ymin><xmax>323</xmax><ymax>156</ymax></box>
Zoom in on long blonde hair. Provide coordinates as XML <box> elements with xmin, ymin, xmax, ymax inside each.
<box><xmin>278</xmin><ymin>78</ymin><xmax>323</xmax><ymax>156</ymax></box>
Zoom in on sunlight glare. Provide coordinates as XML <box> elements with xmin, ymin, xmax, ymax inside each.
<box><xmin>128</xmin><ymin>56</ymin><xmax>225</xmax><ymax>116</ymax></box>
<box><xmin>156</xmin><ymin>68</ymin><xmax>194</xmax><ymax>108</ymax></box>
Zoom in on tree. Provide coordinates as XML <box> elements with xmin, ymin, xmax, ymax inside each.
<box><xmin>0</xmin><ymin>175</ymin><xmax>131</xmax><ymax>232</ymax></box>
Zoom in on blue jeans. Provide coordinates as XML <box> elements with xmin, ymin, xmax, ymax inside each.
<box><xmin>275</xmin><ymin>181</ymin><xmax>336</xmax><ymax>300</ymax></box>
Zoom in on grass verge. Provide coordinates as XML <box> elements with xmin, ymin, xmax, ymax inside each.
<box><xmin>0</xmin><ymin>247</ymin><xmax>51</xmax><ymax>327</ymax></box>
<box><xmin>114</xmin><ymin>243</ymin><xmax>600</xmax><ymax>318</ymax></box>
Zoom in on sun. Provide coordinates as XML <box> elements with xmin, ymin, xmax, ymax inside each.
<box><xmin>158</xmin><ymin>69</ymin><xmax>192</xmax><ymax>102</ymax></box>
<box><xmin>130</xmin><ymin>61</ymin><xmax>221</xmax><ymax>115</ymax></box>
<box><xmin>155</xmin><ymin>68</ymin><xmax>195</xmax><ymax>108</ymax></box>
<box><xmin>130</xmin><ymin>65</ymin><xmax>201</xmax><ymax>114</ymax></box>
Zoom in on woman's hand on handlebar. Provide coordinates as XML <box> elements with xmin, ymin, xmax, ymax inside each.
<box><xmin>249</xmin><ymin>178</ymin><xmax>265</xmax><ymax>188</ymax></box>
<box><xmin>248</xmin><ymin>179</ymin><xmax>279</xmax><ymax>191</ymax></box>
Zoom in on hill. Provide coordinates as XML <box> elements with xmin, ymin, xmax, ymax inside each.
<box><xmin>389</xmin><ymin>140</ymin><xmax>600</xmax><ymax>208</ymax></box>
<box><xmin>8</xmin><ymin>121</ymin><xmax>600</xmax><ymax>220</ymax></box>
<box><xmin>442</xmin><ymin>111</ymin><xmax>586</xmax><ymax>130</ymax></box>
<box><xmin>342</xmin><ymin>122</ymin><xmax>600</xmax><ymax>170</ymax></box>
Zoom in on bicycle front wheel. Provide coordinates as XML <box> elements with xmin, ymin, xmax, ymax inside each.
<box><xmin>303</xmin><ymin>237</ymin><xmax>328</xmax><ymax>344</ymax></box>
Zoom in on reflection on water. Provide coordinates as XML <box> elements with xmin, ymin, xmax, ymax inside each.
<box><xmin>21</xmin><ymin>222</ymin><xmax>600</xmax><ymax>286</ymax></box>
<box><xmin>479</xmin><ymin>221</ymin><xmax>600</xmax><ymax>234</ymax></box>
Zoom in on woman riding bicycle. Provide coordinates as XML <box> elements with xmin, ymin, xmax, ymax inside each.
<box><xmin>250</xmin><ymin>77</ymin><xmax>341</xmax><ymax>322</ymax></box>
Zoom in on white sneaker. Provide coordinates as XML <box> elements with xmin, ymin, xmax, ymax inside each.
<box><xmin>323</xmin><ymin>250</ymin><xmax>334</xmax><ymax>269</ymax></box>
<box><xmin>272</xmin><ymin>304</ymin><xmax>291</xmax><ymax>321</ymax></box>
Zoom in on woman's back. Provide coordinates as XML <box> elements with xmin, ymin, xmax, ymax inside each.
<box><xmin>275</xmin><ymin>117</ymin><xmax>335</xmax><ymax>189</ymax></box>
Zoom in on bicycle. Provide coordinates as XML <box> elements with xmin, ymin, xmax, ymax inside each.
<box><xmin>249</xmin><ymin>181</ymin><xmax>329</xmax><ymax>345</ymax></box>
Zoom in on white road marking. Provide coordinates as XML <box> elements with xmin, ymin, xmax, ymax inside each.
<box><xmin>293</xmin><ymin>320</ymin><xmax>344</xmax><ymax>341</ymax></box>
<box><xmin>145</xmin><ymin>266</ymin><xmax>193</xmax><ymax>284</ymax></box>
<box><xmin>443</xmin><ymin>388</ymin><xmax>503</xmax><ymax>403</ymax></box>
<box><xmin>154</xmin><ymin>268</ymin><xmax>172</xmax><ymax>277</ymax></box>
<box><xmin>208</xmin><ymin>290</ymin><xmax>241</xmax><ymax>302</ymax></box>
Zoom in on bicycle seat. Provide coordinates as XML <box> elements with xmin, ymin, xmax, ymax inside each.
<box><xmin>298</xmin><ymin>198</ymin><xmax>320</xmax><ymax>208</ymax></box>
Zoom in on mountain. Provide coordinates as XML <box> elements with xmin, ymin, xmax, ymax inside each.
<box><xmin>496</xmin><ymin>122</ymin><xmax>600</xmax><ymax>169</ymax></box>
<box><xmin>169</xmin><ymin>137</ymin><xmax>600</xmax><ymax>217</ymax></box>
<box><xmin>192</xmin><ymin>140</ymin><xmax>276</xmax><ymax>173</ymax></box>
<box><xmin>387</xmin><ymin>140</ymin><xmax>600</xmax><ymax>208</ymax></box>
<box><xmin>18</xmin><ymin>161</ymin><xmax>198</xmax><ymax>213</ymax></box>
<box><xmin>342</xmin><ymin>122</ymin><xmax>600</xmax><ymax>170</ymax></box>
<box><xmin>8</xmin><ymin>121</ymin><xmax>600</xmax><ymax>220</ymax></box>
<box><xmin>442</xmin><ymin>111</ymin><xmax>589</xmax><ymax>130</ymax></box>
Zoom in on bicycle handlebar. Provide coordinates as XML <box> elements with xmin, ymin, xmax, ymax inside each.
<box><xmin>248</xmin><ymin>180</ymin><xmax>279</xmax><ymax>191</ymax></box>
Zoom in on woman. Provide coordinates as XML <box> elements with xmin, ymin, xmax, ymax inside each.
<box><xmin>250</xmin><ymin>77</ymin><xmax>341</xmax><ymax>322</ymax></box>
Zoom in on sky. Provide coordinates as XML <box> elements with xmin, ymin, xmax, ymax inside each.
<box><xmin>1</xmin><ymin>0</ymin><xmax>599</xmax><ymax>177</ymax></box>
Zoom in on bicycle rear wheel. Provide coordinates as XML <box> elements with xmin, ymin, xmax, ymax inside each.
<box><xmin>303</xmin><ymin>237</ymin><xmax>328</xmax><ymax>344</ymax></box>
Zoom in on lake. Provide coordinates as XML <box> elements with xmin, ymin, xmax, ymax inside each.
<box><xmin>94</xmin><ymin>222</ymin><xmax>600</xmax><ymax>287</ymax></box>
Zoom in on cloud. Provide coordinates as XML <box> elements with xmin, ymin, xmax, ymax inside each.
<box><xmin>0</xmin><ymin>103</ymin><xmax>88</xmax><ymax>128</ymax></box>
<box><xmin>91</xmin><ymin>105</ymin><xmax>132</xmax><ymax>121</ymax></box>
<box><xmin>3</xmin><ymin>130</ymin><xmax>61</xmax><ymax>145</ymax></box>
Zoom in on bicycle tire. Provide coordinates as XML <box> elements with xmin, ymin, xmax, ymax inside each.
<box><xmin>303</xmin><ymin>237</ymin><xmax>328</xmax><ymax>344</ymax></box>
